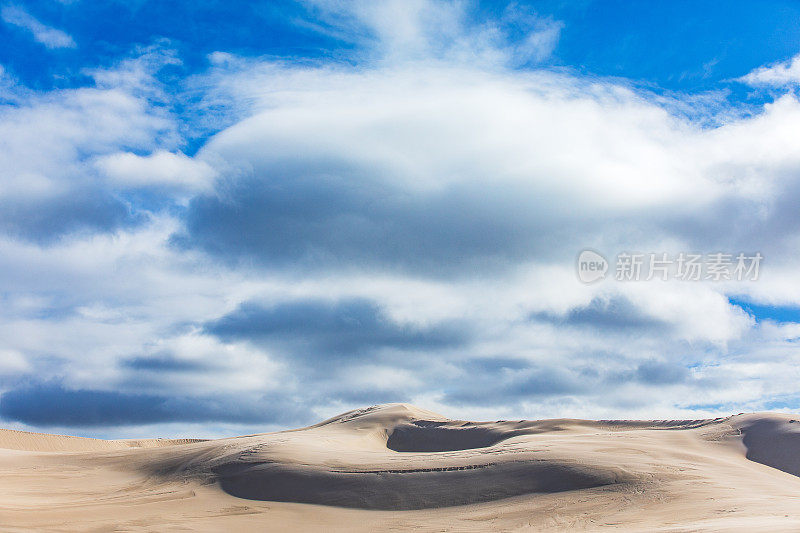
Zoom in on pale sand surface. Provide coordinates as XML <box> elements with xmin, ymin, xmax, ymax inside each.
<box><xmin>2</xmin><ymin>404</ymin><xmax>800</xmax><ymax>531</ymax></box>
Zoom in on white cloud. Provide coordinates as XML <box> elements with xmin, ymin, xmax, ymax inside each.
<box><xmin>94</xmin><ymin>151</ymin><xmax>217</xmax><ymax>193</ymax></box>
<box><xmin>0</xmin><ymin>87</ymin><xmax>173</xmax><ymax>196</ymax></box>
<box><xmin>202</xmin><ymin>66</ymin><xmax>716</xmax><ymax>210</ymax></box>
<box><xmin>1</xmin><ymin>5</ymin><xmax>76</xmax><ymax>49</ymax></box>
<box><xmin>0</xmin><ymin>349</ymin><xmax>30</xmax><ymax>375</ymax></box>
<box><xmin>304</xmin><ymin>0</ymin><xmax>562</xmax><ymax>65</ymax></box>
<box><xmin>0</xmin><ymin>49</ymin><xmax>181</xmax><ymax>241</ymax></box>
<box><xmin>739</xmin><ymin>53</ymin><xmax>800</xmax><ymax>87</ymax></box>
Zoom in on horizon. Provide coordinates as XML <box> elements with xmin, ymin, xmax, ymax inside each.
<box><xmin>0</xmin><ymin>402</ymin><xmax>773</xmax><ymax>441</ymax></box>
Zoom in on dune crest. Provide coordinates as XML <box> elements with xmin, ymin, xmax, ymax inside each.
<box><xmin>0</xmin><ymin>427</ymin><xmax>205</xmax><ymax>453</ymax></box>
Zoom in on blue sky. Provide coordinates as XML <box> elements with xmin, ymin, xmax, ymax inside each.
<box><xmin>3</xmin><ymin>1</ymin><xmax>800</xmax><ymax>93</ymax></box>
<box><xmin>2</xmin><ymin>0</ymin><xmax>800</xmax><ymax>438</ymax></box>
<box><xmin>729</xmin><ymin>297</ymin><xmax>800</xmax><ymax>324</ymax></box>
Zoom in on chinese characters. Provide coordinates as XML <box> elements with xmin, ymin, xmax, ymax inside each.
<box><xmin>614</xmin><ymin>252</ymin><xmax>762</xmax><ymax>281</ymax></box>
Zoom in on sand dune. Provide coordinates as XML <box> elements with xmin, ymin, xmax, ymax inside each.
<box><xmin>0</xmin><ymin>427</ymin><xmax>205</xmax><ymax>453</ymax></box>
<box><xmin>2</xmin><ymin>404</ymin><xmax>800</xmax><ymax>531</ymax></box>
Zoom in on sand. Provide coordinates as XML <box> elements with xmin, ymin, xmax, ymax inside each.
<box><xmin>1</xmin><ymin>403</ymin><xmax>800</xmax><ymax>531</ymax></box>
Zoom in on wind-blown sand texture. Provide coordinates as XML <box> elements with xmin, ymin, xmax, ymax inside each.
<box><xmin>2</xmin><ymin>403</ymin><xmax>800</xmax><ymax>531</ymax></box>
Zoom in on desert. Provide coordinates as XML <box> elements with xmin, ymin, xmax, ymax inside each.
<box><xmin>4</xmin><ymin>2</ymin><xmax>800</xmax><ymax>532</ymax></box>
<box><xmin>2</xmin><ymin>403</ymin><xmax>800</xmax><ymax>531</ymax></box>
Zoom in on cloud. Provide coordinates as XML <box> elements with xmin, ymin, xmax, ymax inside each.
<box><xmin>739</xmin><ymin>54</ymin><xmax>800</xmax><ymax>87</ymax></box>
<box><xmin>632</xmin><ymin>360</ymin><xmax>690</xmax><ymax>385</ymax></box>
<box><xmin>122</xmin><ymin>353</ymin><xmax>211</xmax><ymax>372</ymax></box>
<box><xmin>532</xmin><ymin>296</ymin><xmax>669</xmax><ymax>332</ymax></box>
<box><xmin>93</xmin><ymin>150</ymin><xmax>217</xmax><ymax>193</ymax></box>
<box><xmin>204</xmin><ymin>297</ymin><xmax>469</xmax><ymax>360</ymax></box>
<box><xmin>0</xmin><ymin>50</ymin><xmax>180</xmax><ymax>242</ymax></box>
<box><xmin>441</xmin><ymin>355</ymin><xmax>694</xmax><ymax>408</ymax></box>
<box><xmin>0</xmin><ymin>189</ymin><xmax>141</xmax><ymax>244</ymax></box>
<box><xmin>442</xmin><ymin>362</ymin><xmax>584</xmax><ymax>406</ymax></box>
<box><xmin>0</xmin><ymin>382</ymin><xmax>308</xmax><ymax>426</ymax></box>
<box><xmin>0</xmin><ymin>349</ymin><xmax>30</xmax><ymax>376</ymax></box>
<box><xmin>1</xmin><ymin>5</ymin><xmax>76</xmax><ymax>49</ymax></box>
<box><xmin>175</xmin><ymin>64</ymin><xmax>714</xmax><ymax>277</ymax></box>
<box><xmin>303</xmin><ymin>0</ymin><xmax>562</xmax><ymax>65</ymax></box>
<box><xmin>175</xmin><ymin>170</ymin><xmax>570</xmax><ymax>276</ymax></box>
<box><xmin>176</xmin><ymin>59</ymin><xmax>800</xmax><ymax>289</ymax></box>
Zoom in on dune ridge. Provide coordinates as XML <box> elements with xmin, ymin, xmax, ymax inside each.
<box><xmin>0</xmin><ymin>427</ymin><xmax>206</xmax><ymax>453</ymax></box>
